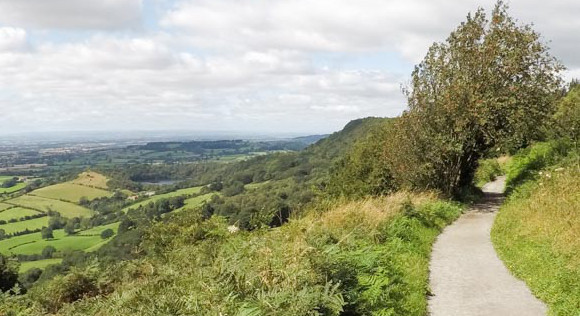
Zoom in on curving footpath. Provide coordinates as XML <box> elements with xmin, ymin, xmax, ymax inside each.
<box><xmin>428</xmin><ymin>176</ymin><xmax>547</xmax><ymax>316</ymax></box>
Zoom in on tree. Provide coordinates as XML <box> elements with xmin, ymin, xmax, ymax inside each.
<box><xmin>78</xmin><ymin>196</ymin><xmax>89</xmax><ymax>206</ymax></box>
<box><xmin>100</xmin><ymin>229</ymin><xmax>114</xmax><ymax>239</ymax></box>
<box><xmin>0</xmin><ymin>229</ymin><xmax>5</xmax><ymax>240</ymax></box>
<box><xmin>387</xmin><ymin>2</ymin><xmax>563</xmax><ymax>196</ymax></box>
<box><xmin>41</xmin><ymin>227</ymin><xmax>54</xmax><ymax>239</ymax></box>
<box><xmin>553</xmin><ymin>85</ymin><xmax>580</xmax><ymax>142</ymax></box>
<box><xmin>19</xmin><ymin>267</ymin><xmax>42</xmax><ymax>290</ymax></box>
<box><xmin>64</xmin><ymin>221</ymin><xmax>75</xmax><ymax>236</ymax></box>
<box><xmin>42</xmin><ymin>246</ymin><xmax>57</xmax><ymax>259</ymax></box>
<box><xmin>0</xmin><ymin>253</ymin><xmax>19</xmax><ymax>292</ymax></box>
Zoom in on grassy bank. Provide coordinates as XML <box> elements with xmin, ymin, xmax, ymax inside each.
<box><xmin>492</xmin><ymin>143</ymin><xmax>580</xmax><ymax>315</ymax></box>
<box><xmin>4</xmin><ymin>192</ymin><xmax>462</xmax><ymax>315</ymax></box>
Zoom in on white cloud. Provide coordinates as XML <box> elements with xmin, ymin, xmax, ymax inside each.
<box><xmin>0</xmin><ymin>0</ymin><xmax>142</xmax><ymax>30</ymax></box>
<box><xmin>0</xmin><ymin>0</ymin><xmax>578</xmax><ymax>134</ymax></box>
<box><xmin>0</xmin><ymin>27</ymin><xmax>27</xmax><ymax>51</ymax></box>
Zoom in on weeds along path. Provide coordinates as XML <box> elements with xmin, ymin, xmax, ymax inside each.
<box><xmin>428</xmin><ymin>176</ymin><xmax>547</xmax><ymax>316</ymax></box>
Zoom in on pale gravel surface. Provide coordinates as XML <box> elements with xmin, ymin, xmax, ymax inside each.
<box><xmin>428</xmin><ymin>176</ymin><xmax>547</xmax><ymax>316</ymax></box>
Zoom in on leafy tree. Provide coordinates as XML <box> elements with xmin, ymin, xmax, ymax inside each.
<box><xmin>0</xmin><ymin>253</ymin><xmax>19</xmax><ymax>292</ymax></box>
<box><xmin>100</xmin><ymin>229</ymin><xmax>114</xmax><ymax>239</ymax></box>
<box><xmin>41</xmin><ymin>227</ymin><xmax>54</xmax><ymax>240</ymax></box>
<box><xmin>387</xmin><ymin>2</ymin><xmax>563</xmax><ymax>196</ymax></box>
<box><xmin>19</xmin><ymin>268</ymin><xmax>42</xmax><ymax>290</ymax></box>
<box><xmin>64</xmin><ymin>222</ymin><xmax>76</xmax><ymax>236</ymax></box>
<box><xmin>553</xmin><ymin>84</ymin><xmax>580</xmax><ymax>142</ymax></box>
<box><xmin>42</xmin><ymin>246</ymin><xmax>57</xmax><ymax>259</ymax></box>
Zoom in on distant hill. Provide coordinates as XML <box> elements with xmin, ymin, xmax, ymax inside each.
<box><xmin>290</xmin><ymin>134</ymin><xmax>329</xmax><ymax>145</ymax></box>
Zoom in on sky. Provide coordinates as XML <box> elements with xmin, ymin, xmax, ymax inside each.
<box><xmin>0</xmin><ymin>0</ymin><xmax>578</xmax><ymax>135</ymax></box>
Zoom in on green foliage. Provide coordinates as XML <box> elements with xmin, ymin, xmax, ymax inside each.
<box><xmin>504</xmin><ymin>141</ymin><xmax>570</xmax><ymax>194</ymax></box>
<box><xmin>28</xmin><ymin>267</ymin><xmax>103</xmax><ymax>313</ymax></box>
<box><xmin>19</xmin><ymin>267</ymin><xmax>42</xmax><ymax>290</ymax></box>
<box><xmin>11</xmin><ymin>194</ymin><xmax>461</xmax><ymax>315</ymax></box>
<box><xmin>386</xmin><ymin>2</ymin><xmax>563</xmax><ymax>196</ymax></box>
<box><xmin>100</xmin><ymin>229</ymin><xmax>114</xmax><ymax>239</ymax></box>
<box><xmin>474</xmin><ymin>158</ymin><xmax>503</xmax><ymax>187</ymax></box>
<box><xmin>0</xmin><ymin>254</ymin><xmax>19</xmax><ymax>292</ymax></box>
<box><xmin>41</xmin><ymin>246</ymin><xmax>56</xmax><ymax>259</ymax></box>
<box><xmin>41</xmin><ymin>227</ymin><xmax>53</xmax><ymax>240</ymax></box>
<box><xmin>327</xmin><ymin>119</ymin><xmax>396</xmax><ymax>198</ymax></box>
<box><xmin>553</xmin><ymin>84</ymin><xmax>580</xmax><ymax>142</ymax></box>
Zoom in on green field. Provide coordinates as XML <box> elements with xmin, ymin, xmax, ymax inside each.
<box><xmin>31</xmin><ymin>182</ymin><xmax>112</xmax><ymax>203</ymax></box>
<box><xmin>7</xmin><ymin>195</ymin><xmax>93</xmax><ymax>218</ymax></box>
<box><xmin>0</xmin><ymin>182</ymin><xmax>27</xmax><ymax>194</ymax></box>
<box><xmin>174</xmin><ymin>193</ymin><xmax>216</xmax><ymax>213</ymax></box>
<box><xmin>70</xmin><ymin>171</ymin><xmax>110</xmax><ymax>189</ymax></box>
<box><xmin>0</xmin><ymin>216</ymin><xmax>48</xmax><ymax>234</ymax></box>
<box><xmin>0</xmin><ymin>223</ymin><xmax>119</xmax><ymax>256</ymax></box>
<box><xmin>244</xmin><ymin>181</ymin><xmax>270</xmax><ymax>190</ymax></box>
<box><xmin>0</xmin><ymin>203</ymin><xmax>13</xmax><ymax>211</ymax></box>
<box><xmin>0</xmin><ymin>207</ymin><xmax>41</xmax><ymax>222</ymax></box>
<box><xmin>19</xmin><ymin>258</ymin><xmax>62</xmax><ymax>273</ymax></box>
<box><xmin>77</xmin><ymin>222</ymin><xmax>119</xmax><ymax>236</ymax></box>
<box><xmin>121</xmin><ymin>186</ymin><xmax>204</xmax><ymax>213</ymax></box>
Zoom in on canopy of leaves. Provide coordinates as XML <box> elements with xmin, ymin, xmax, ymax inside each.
<box><xmin>387</xmin><ymin>2</ymin><xmax>563</xmax><ymax>196</ymax></box>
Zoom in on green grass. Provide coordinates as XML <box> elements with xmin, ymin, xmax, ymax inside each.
<box><xmin>7</xmin><ymin>195</ymin><xmax>93</xmax><ymax>218</ymax></box>
<box><xmin>70</xmin><ymin>171</ymin><xmax>109</xmax><ymax>189</ymax></box>
<box><xmin>121</xmin><ymin>186</ymin><xmax>204</xmax><ymax>213</ymax></box>
<box><xmin>0</xmin><ymin>217</ymin><xmax>49</xmax><ymax>234</ymax></box>
<box><xmin>504</xmin><ymin>141</ymin><xmax>570</xmax><ymax>194</ymax></box>
<box><xmin>0</xmin><ymin>223</ymin><xmax>119</xmax><ymax>256</ymax></box>
<box><xmin>12</xmin><ymin>235</ymin><xmax>104</xmax><ymax>255</ymax></box>
<box><xmin>0</xmin><ymin>176</ymin><xmax>14</xmax><ymax>182</ymax></box>
<box><xmin>77</xmin><ymin>222</ymin><xmax>119</xmax><ymax>236</ymax></box>
<box><xmin>19</xmin><ymin>258</ymin><xmax>62</xmax><ymax>273</ymax></box>
<box><xmin>30</xmin><ymin>183</ymin><xmax>112</xmax><ymax>203</ymax></box>
<box><xmin>173</xmin><ymin>193</ymin><xmax>217</xmax><ymax>213</ymax></box>
<box><xmin>0</xmin><ymin>207</ymin><xmax>41</xmax><ymax>222</ymax></box>
<box><xmin>0</xmin><ymin>203</ymin><xmax>13</xmax><ymax>211</ymax></box>
<box><xmin>0</xmin><ymin>182</ymin><xmax>27</xmax><ymax>194</ymax></box>
<box><xmin>0</xmin><ymin>230</ymin><xmax>47</xmax><ymax>252</ymax></box>
<box><xmin>244</xmin><ymin>181</ymin><xmax>270</xmax><ymax>190</ymax></box>
<box><xmin>492</xmin><ymin>157</ymin><xmax>580</xmax><ymax>315</ymax></box>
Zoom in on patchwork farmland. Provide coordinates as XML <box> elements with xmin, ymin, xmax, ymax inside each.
<box><xmin>0</xmin><ymin>170</ymin><xmax>211</xmax><ymax>273</ymax></box>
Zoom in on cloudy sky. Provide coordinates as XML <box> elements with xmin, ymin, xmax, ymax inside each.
<box><xmin>0</xmin><ymin>0</ymin><xmax>577</xmax><ymax>135</ymax></box>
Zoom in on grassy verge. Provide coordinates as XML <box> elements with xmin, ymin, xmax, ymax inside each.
<box><xmin>19</xmin><ymin>258</ymin><xmax>62</xmax><ymax>273</ymax></box>
<box><xmin>492</xmin><ymin>145</ymin><xmax>580</xmax><ymax>315</ymax></box>
<box><xmin>18</xmin><ymin>192</ymin><xmax>462</xmax><ymax>315</ymax></box>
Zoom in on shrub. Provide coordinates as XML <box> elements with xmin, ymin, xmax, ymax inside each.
<box><xmin>474</xmin><ymin>158</ymin><xmax>503</xmax><ymax>187</ymax></box>
<box><xmin>42</xmin><ymin>246</ymin><xmax>57</xmax><ymax>259</ymax></box>
<box><xmin>31</xmin><ymin>268</ymin><xmax>100</xmax><ymax>313</ymax></box>
<box><xmin>100</xmin><ymin>229</ymin><xmax>114</xmax><ymax>239</ymax></box>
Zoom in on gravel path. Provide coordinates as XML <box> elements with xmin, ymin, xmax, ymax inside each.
<box><xmin>428</xmin><ymin>176</ymin><xmax>547</xmax><ymax>316</ymax></box>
